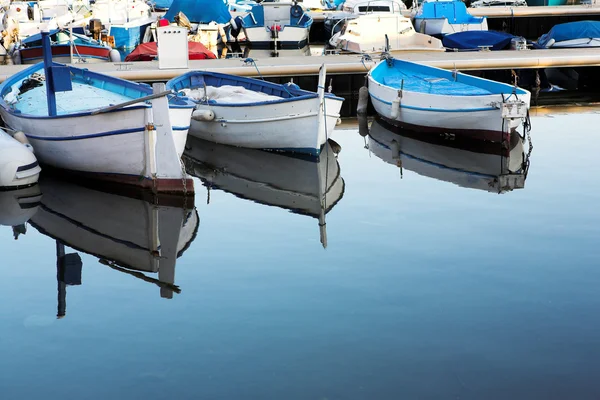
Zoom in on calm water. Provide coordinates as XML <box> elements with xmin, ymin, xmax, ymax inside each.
<box><xmin>1</xmin><ymin>110</ymin><xmax>600</xmax><ymax>399</ymax></box>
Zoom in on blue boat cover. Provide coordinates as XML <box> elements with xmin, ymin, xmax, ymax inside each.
<box><xmin>164</xmin><ymin>0</ymin><xmax>231</xmax><ymax>23</ymax></box>
<box><xmin>150</xmin><ymin>0</ymin><xmax>173</xmax><ymax>9</ymax></box>
<box><xmin>443</xmin><ymin>30</ymin><xmax>515</xmax><ymax>51</ymax></box>
<box><xmin>538</xmin><ymin>20</ymin><xmax>600</xmax><ymax>48</ymax></box>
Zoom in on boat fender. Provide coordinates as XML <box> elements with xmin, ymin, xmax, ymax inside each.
<box><xmin>12</xmin><ymin>49</ymin><xmax>21</xmax><ymax>65</ymax></box>
<box><xmin>390</xmin><ymin>97</ymin><xmax>401</xmax><ymax>119</ymax></box>
<box><xmin>358</xmin><ymin>114</ymin><xmax>369</xmax><ymax>137</ymax></box>
<box><xmin>284</xmin><ymin>82</ymin><xmax>300</xmax><ymax>91</ymax></box>
<box><xmin>109</xmin><ymin>49</ymin><xmax>121</xmax><ymax>62</ymax></box>
<box><xmin>291</xmin><ymin>4</ymin><xmax>303</xmax><ymax>19</ymax></box>
<box><xmin>356</xmin><ymin>80</ymin><xmax>369</xmax><ymax>116</ymax></box>
<box><xmin>192</xmin><ymin>109</ymin><xmax>215</xmax><ymax>121</ymax></box>
<box><xmin>12</xmin><ymin>131</ymin><xmax>30</xmax><ymax>147</ymax></box>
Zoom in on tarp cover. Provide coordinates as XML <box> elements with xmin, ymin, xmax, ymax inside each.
<box><xmin>124</xmin><ymin>42</ymin><xmax>217</xmax><ymax>61</ymax></box>
<box><xmin>538</xmin><ymin>20</ymin><xmax>600</xmax><ymax>48</ymax></box>
<box><xmin>164</xmin><ymin>0</ymin><xmax>231</xmax><ymax>23</ymax></box>
<box><xmin>150</xmin><ymin>0</ymin><xmax>174</xmax><ymax>9</ymax></box>
<box><xmin>442</xmin><ymin>30</ymin><xmax>515</xmax><ymax>51</ymax></box>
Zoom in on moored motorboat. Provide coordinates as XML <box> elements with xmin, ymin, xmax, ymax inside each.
<box><xmin>13</xmin><ymin>29</ymin><xmax>120</xmax><ymax>64</ymax></box>
<box><xmin>367</xmin><ymin>56</ymin><xmax>531</xmax><ymax>142</ymax></box>
<box><xmin>166</xmin><ymin>65</ymin><xmax>344</xmax><ymax>156</ymax></box>
<box><xmin>329</xmin><ymin>1</ymin><xmax>444</xmax><ymax>53</ymax></box>
<box><xmin>183</xmin><ymin>136</ymin><xmax>344</xmax><ymax>248</ymax></box>
<box><xmin>367</xmin><ymin>117</ymin><xmax>529</xmax><ymax>193</ymax></box>
<box><xmin>537</xmin><ymin>20</ymin><xmax>600</xmax><ymax>49</ymax></box>
<box><xmin>414</xmin><ymin>0</ymin><xmax>488</xmax><ymax>37</ymax></box>
<box><xmin>240</xmin><ymin>1</ymin><xmax>312</xmax><ymax>49</ymax></box>
<box><xmin>0</xmin><ymin>31</ymin><xmax>195</xmax><ymax>193</ymax></box>
<box><xmin>0</xmin><ymin>128</ymin><xmax>40</xmax><ymax>189</ymax></box>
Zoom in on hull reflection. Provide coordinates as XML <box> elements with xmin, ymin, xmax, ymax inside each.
<box><xmin>183</xmin><ymin>137</ymin><xmax>345</xmax><ymax>247</ymax></box>
<box><xmin>368</xmin><ymin>117</ymin><xmax>530</xmax><ymax>193</ymax></box>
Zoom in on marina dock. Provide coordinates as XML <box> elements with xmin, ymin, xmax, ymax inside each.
<box><xmin>1</xmin><ymin>48</ymin><xmax>599</xmax><ymax>83</ymax></box>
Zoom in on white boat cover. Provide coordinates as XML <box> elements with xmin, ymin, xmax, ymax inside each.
<box><xmin>182</xmin><ymin>85</ymin><xmax>282</xmax><ymax>104</ymax></box>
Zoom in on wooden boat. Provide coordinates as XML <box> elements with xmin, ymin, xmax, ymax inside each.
<box><xmin>414</xmin><ymin>0</ymin><xmax>488</xmax><ymax>37</ymax></box>
<box><xmin>14</xmin><ymin>29</ymin><xmax>120</xmax><ymax>64</ymax></box>
<box><xmin>0</xmin><ymin>129</ymin><xmax>41</xmax><ymax>189</ymax></box>
<box><xmin>329</xmin><ymin>1</ymin><xmax>444</xmax><ymax>53</ymax></box>
<box><xmin>367</xmin><ymin>117</ymin><xmax>529</xmax><ymax>193</ymax></box>
<box><xmin>30</xmin><ymin>175</ymin><xmax>199</xmax><ymax>300</ymax></box>
<box><xmin>240</xmin><ymin>1</ymin><xmax>312</xmax><ymax>49</ymax></box>
<box><xmin>166</xmin><ymin>65</ymin><xmax>344</xmax><ymax>156</ymax></box>
<box><xmin>0</xmin><ymin>31</ymin><xmax>195</xmax><ymax>193</ymax></box>
<box><xmin>183</xmin><ymin>136</ymin><xmax>344</xmax><ymax>248</ymax></box>
<box><xmin>367</xmin><ymin>56</ymin><xmax>531</xmax><ymax>142</ymax></box>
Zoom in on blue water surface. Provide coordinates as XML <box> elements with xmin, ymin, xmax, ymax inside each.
<box><xmin>1</xmin><ymin>110</ymin><xmax>599</xmax><ymax>399</ymax></box>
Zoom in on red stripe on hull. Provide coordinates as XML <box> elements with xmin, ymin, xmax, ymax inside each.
<box><xmin>20</xmin><ymin>45</ymin><xmax>111</xmax><ymax>61</ymax></box>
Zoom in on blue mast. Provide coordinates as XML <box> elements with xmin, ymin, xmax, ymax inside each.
<box><xmin>41</xmin><ymin>30</ymin><xmax>57</xmax><ymax>117</ymax></box>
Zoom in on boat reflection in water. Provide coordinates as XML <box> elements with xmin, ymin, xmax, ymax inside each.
<box><xmin>29</xmin><ymin>176</ymin><xmax>199</xmax><ymax>317</ymax></box>
<box><xmin>367</xmin><ymin>117</ymin><xmax>530</xmax><ymax>193</ymax></box>
<box><xmin>0</xmin><ymin>185</ymin><xmax>42</xmax><ymax>239</ymax></box>
<box><xmin>183</xmin><ymin>136</ymin><xmax>345</xmax><ymax>248</ymax></box>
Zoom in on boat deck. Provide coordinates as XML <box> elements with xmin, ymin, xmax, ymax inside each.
<box><xmin>381</xmin><ymin>71</ymin><xmax>491</xmax><ymax>95</ymax></box>
<box><xmin>13</xmin><ymin>82</ymin><xmax>133</xmax><ymax>116</ymax></box>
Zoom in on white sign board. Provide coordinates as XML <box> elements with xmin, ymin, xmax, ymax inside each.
<box><xmin>157</xmin><ymin>26</ymin><xmax>188</xmax><ymax>70</ymax></box>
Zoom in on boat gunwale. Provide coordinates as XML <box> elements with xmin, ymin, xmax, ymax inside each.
<box><xmin>0</xmin><ymin>62</ymin><xmax>195</xmax><ymax>119</ymax></box>
<box><xmin>167</xmin><ymin>70</ymin><xmax>345</xmax><ymax>107</ymax></box>
<box><xmin>368</xmin><ymin>58</ymin><xmax>529</xmax><ymax>99</ymax></box>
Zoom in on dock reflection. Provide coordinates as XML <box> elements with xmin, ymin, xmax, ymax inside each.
<box><xmin>183</xmin><ymin>137</ymin><xmax>345</xmax><ymax>248</ymax></box>
<box><xmin>29</xmin><ymin>175</ymin><xmax>199</xmax><ymax>317</ymax></box>
<box><xmin>366</xmin><ymin>117</ymin><xmax>531</xmax><ymax>193</ymax></box>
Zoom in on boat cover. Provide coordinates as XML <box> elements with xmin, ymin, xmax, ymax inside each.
<box><xmin>443</xmin><ymin>30</ymin><xmax>515</xmax><ymax>51</ymax></box>
<box><xmin>164</xmin><ymin>0</ymin><xmax>232</xmax><ymax>23</ymax></box>
<box><xmin>124</xmin><ymin>41</ymin><xmax>217</xmax><ymax>61</ymax></box>
<box><xmin>182</xmin><ymin>85</ymin><xmax>282</xmax><ymax>103</ymax></box>
<box><xmin>538</xmin><ymin>20</ymin><xmax>600</xmax><ymax>48</ymax></box>
<box><xmin>150</xmin><ymin>0</ymin><xmax>174</xmax><ymax>9</ymax></box>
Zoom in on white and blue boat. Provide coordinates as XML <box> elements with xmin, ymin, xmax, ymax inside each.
<box><xmin>14</xmin><ymin>29</ymin><xmax>121</xmax><ymax>64</ymax></box>
<box><xmin>240</xmin><ymin>1</ymin><xmax>312</xmax><ymax>49</ymax></box>
<box><xmin>414</xmin><ymin>0</ymin><xmax>487</xmax><ymax>37</ymax></box>
<box><xmin>166</xmin><ymin>66</ymin><xmax>344</xmax><ymax>156</ymax></box>
<box><xmin>90</xmin><ymin>0</ymin><xmax>155</xmax><ymax>50</ymax></box>
<box><xmin>537</xmin><ymin>20</ymin><xmax>600</xmax><ymax>49</ymax></box>
<box><xmin>0</xmin><ymin>31</ymin><xmax>195</xmax><ymax>193</ymax></box>
<box><xmin>368</xmin><ymin>57</ymin><xmax>530</xmax><ymax>142</ymax></box>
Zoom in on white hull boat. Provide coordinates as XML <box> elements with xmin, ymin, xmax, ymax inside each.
<box><xmin>367</xmin><ymin>57</ymin><xmax>531</xmax><ymax>142</ymax></box>
<box><xmin>0</xmin><ymin>128</ymin><xmax>41</xmax><ymax>189</ymax></box>
<box><xmin>329</xmin><ymin>5</ymin><xmax>444</xmax><ymax>53</ymax></box>
<box><xmin>367</xmin><ymin>117</ymin><xmax>528</xmax><ymax>193</ymax></box>
<box><xmin>414</xmin><ymin>0</ymin><xmax>487</xmax><ymax>37</ymax></box>
<box><xmin>167</xmin><ymin>66</ymin><xmax>344</xmax><ymax>156</ymax></box>
<box><xmin>240</xmin><ymin>1</ymin><xmax>312</xmax><ymax>49</ymax></box>
<box><xmin>183</xmin><ymin>136</ymin><xmax>344</xmax><ymax>248</ymax></box>
<box><xmin>30</xmin><ymin>176</ymin><xmax>199</xmax><ymax>299</ymax></box>
<box><xmin>0</xmin><ymin>32</ymin><xmax>195</xmax><ymax>193</ymax></box>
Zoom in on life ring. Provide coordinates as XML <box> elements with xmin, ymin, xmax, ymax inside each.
<box><xmin>290</xmin><ymin>5</ymin><xmax>303</xmax><ymax>19</ymax></box>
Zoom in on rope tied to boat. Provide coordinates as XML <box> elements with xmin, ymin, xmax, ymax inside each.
<box><xmin>243</xmin><ymin>57</ymin><xmax>293</xmax><ymax>97</ymax></box>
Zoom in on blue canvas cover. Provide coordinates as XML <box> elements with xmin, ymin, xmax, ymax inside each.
<box><xmin>150</xmin><ymin>0</ymin><xmax>173</xmax><ymax>9</ymax></box>
<box><xmin>538</xmin><ymin>20</ymin><xmax>600</xmax><ymax>48</ymax></box>
<box><xmin>164</xmin><ymin>0</ymin><xmax>231</xmax><ymax>23</ymax></box>
<box><xmin>443</xmin><ymin>30</ymin><xmax>515</xmax><ymax>51</ymax></box>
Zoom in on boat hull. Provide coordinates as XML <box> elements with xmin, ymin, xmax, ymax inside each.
<box><xmin>241</xmin><ymin>26</ymin><xmax>309</xmax><ymax>49</ymax></box>
<box><xmin>109</xmin><ymin>20</ymin><xmax>153</xmax><ymax>50</ymax></box>
<box><xmin>0</xmin><ymin>106</ymin><xmax>192</xmax><ymax>188</ymax></box>
<box><xmin>19</xmin><ymin>44</ymin><xmax>112</xmax><ymax>64</ymax></box>
<box><xmin>414</xmin><ymin>18</ymin><xmax>488</xmax><ymax>37</ymax></box>
<box><xmin>189</xmin><ymin>96</ymin><xmax>343</xmax><ymax>156</ymax></box>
